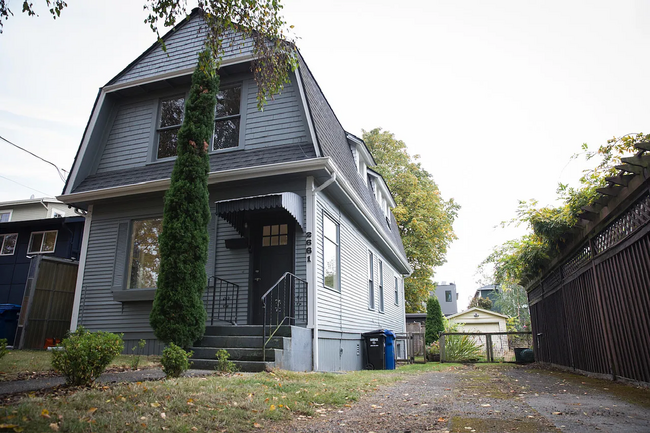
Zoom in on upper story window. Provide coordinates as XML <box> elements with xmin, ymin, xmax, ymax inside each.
<box><xmin>213</xmin><ymin>86</ymin><xmax>241</xmax><ymax>151</ymax></box>
<box><xmin>28</xmin><ymin>230</ymin><xmax>57</xmax><ymax>254</ymax></box>
<box><xmin>368</xmin><ymin>250</ymin><xmax>374</xmax><ymax>309</ymax></box>
<box><xmin>378</xmin><ymin>259</ymin><xmax>384</xmax><ymax>313</ymax></box>
<box><xmin>156</xmin><ymin>86</ymin><xmax>242</xmax><ymax>159</ymax></box>
<box><xmin>0</xmin><ymin>211</ymin><xmax>11</xmax><ymax>222</ymax></box>
<box><xmin>156</xmin><ymin>96</ymin><xmax>185</xmax><ymax>159</ymax></box>
<box><xmin>127</xmin><ymin>218</ymin><xmax>162</xmax><ymax>289</ymax></box>
<box><xmin>445</xmin><ymin>290</ymin><xmax>452</xmax><ymax>302</ymax></box>
<box><xmin>394</xmin><ymin>276</ymin><xmax>399</xmax><ymax>305</ymax></box>
<box><xmin>323</xmin><ymin>213</ymin><xmax>340</xmax><ymax>291</ymax></box>
<box><xmin>0</xmin><ymin>233</ymin><xmax>18</xmax><ymax>255</ymax></box>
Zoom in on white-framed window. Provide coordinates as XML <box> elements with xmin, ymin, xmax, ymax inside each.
<box><xmin>0</xmin><ymin>233</ymin><xmax>18</xmax><ymax>255</ymax></box>
<box><xmin>28</xmin><ymin>230</ymin><xmax>58</xmax><ymax>254</ymax></box>
<box><xmin>127</xmin><ymin>218</ymin><xmax>163</xmax><ymax>289</ymax></box>
<box><xmin>0</xmin><ymin>210</ymin><xmax>12</xmax><ymax>222</ymax></box>
<box><xmin>156</xmin><ymin>95</ymin><xmax>185</xmax><ymax>159</ymax></box>
<box><xmin>378</xmin><ymin>259</ymin><xmax>384</xmax><ymax>313</ymax></box>
<box><xmin>368</xmin><ymin>250</ymin><xmax>374</xmax><ymax>309</ymax></box>
<box><xmin>213</xmin><ymin>85</ymin><xmax>242</xmax><ymax>151</ymax></box>
<box><xmin>322</xmin><ymin>213</ymin><xmax>340</xmax><ymax>291</ymax></box>
<box><xmin>394</xmin><ymin>275</ymin><xmax>399</xmax><ymax>306</ymax></box>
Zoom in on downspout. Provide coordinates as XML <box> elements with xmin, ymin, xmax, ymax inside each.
<box><xmin>308</xmin><ymin>172</ymin><xmax>336</xmax><ymax>371</ymax></box>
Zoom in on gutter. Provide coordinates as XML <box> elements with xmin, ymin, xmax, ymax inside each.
<box><xmin>58</xmin><ymin>158</ymin><xmax>334</xmax><ymax>204</ymax></box>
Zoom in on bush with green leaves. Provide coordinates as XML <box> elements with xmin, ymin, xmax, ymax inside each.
<box><xmin>161</xmin><ymin>343</ymin><xmax>193</xmax><ymax>378</ymax></box>
<box><xmin>425</xmin><ymin>297</ymin><xmax>445</xmax><ymax>345</ymax></box>
<box><xmin>51</xmin><ymin>327</ymin><xmax>124</xmax><ymax>386</ymax></box>
<box><xmin>215</xmin><ymin>349</ymin><xmax>237</xmax><ymax>374</ymax></box>
<box><xmin>0</xmin><ymin>338</ymin><xmax>8</xmax><ymax>360</ymax></box>
<box><xmin>441</xmin><ymin>322</ymin><xmax>483</xmax><ymax>362</ymax></box>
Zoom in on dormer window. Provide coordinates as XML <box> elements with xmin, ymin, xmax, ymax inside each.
<box><xmin>213</xmin><ymin>85</ymin><xmax>242</xmax><ymax>150</ymax></box>
<box><xmin>156</xmin><ymin>96</ymin><xmax>185</xmax><ymax>159</ymax></box>
<box><xmin>156</xmin><ymin>86</ymin><xmax>242</xmax><ymax>159</ymax></box>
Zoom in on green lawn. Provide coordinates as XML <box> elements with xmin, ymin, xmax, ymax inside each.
<box><xmin>0</xmin><ymin>361</ymin><xmax>458</xmax><ymax>432</ymax></box>
<box><xmin>0</xmin><ymin>350</ymin><xmax>160</xmax><ymax>381</ymax></box>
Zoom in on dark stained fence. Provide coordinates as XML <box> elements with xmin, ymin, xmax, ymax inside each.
<box><xmin>529</xmin><ymin>192</ymin><xmax>650</xmax><ymax>383</ymax></box>
<box><xmin>15</xmin><ymin>256</ymin><xmax>78</xmax><ymax>349</ymax></box>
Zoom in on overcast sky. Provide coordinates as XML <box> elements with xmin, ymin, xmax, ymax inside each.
<box><xmin>1</xmin><ymin>0</ymin><xmax>648</xmax><ymax>308</ymax></box>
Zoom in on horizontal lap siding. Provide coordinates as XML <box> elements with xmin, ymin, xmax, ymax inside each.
<box><xmin>79</xmin><ymin>200</ymin><xmax>164</xmax><ymax>334</ymax></box>
<box><xmin>244</xmin><ymin>77</ymin><xmax>308</xmax><ymax>147</ymax></box>
<box><xmin>214</xmin><ymin>217</ymin><xmax>250</xmax><ymax>325</ymax></box>
<box><xmin>114</xmin><ymin>17</ymin><xmax>254</xmax><ymax>85</ymax></box>
<box><xmin>96</xmin><ymin>101</ymin><xmax>154</xmax><ymax>173</ymax></box>
<box><xmin>316</xmin><ymin>195</ymin><xmax>405</xmax><ymax>335</ymax></box>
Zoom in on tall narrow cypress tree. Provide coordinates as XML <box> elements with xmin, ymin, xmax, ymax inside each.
<box><xmin>425</xmin><ymin>297</ymin><xmax>445</xmax><ymax>345</ymax></box>
<box><xmin>150</xmin><ymin>52</ymin><xmax>219</xmax><ymax>348</ymax></box>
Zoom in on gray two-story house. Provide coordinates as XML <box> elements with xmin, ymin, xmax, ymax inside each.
<box><xmin>59</xmin><ymin>10</ymin><xmax>411</xmax><ymax>371</ymax></box>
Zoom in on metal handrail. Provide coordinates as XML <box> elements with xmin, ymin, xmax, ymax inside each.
<box><xmin>261</xmin><ymin>272</ymin><xmax>308</xmax><ymax>361</ymax></box>
<box><xmin>204</xmin><ymin>276</ymin><xmax>240</xmax><ymax>325</ymax></box>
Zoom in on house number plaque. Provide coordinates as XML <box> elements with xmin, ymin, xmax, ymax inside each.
<box><xmin>305</xmin><ymin>232</ymin><xmax>312</xmax><ymax>262</ymax></box>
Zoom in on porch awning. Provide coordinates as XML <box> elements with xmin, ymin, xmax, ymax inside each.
<box><xmin>216</xmin><ymin>192</ymin><xmax>304</xmax><ymax>237</ymax></box>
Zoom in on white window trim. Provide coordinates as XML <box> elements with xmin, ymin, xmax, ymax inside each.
<box><xmin>27</xmin><ymin>230</ymin><xmax>58</xmax><ymax>254</ymax></box>
<box><xmin>378</xmin><ymin>259</ymin><xmax>384</xmax><ymax>313</ymax></box>
<box><xmin>0</xmin><ymin>233</ymin><xmax>18</xmax><ymax>256</ymax></box>
<box><xmin>394</xmin><ymin>275</ymin><xmax>399</xmax><ymax>306</ymax></box>
<box><xmin>0</xmin><ymin>210</ymin><xmax>12</xmax><ymax>222</ymax></box>
<box><xmin>368</xmin><ymin>250</ymin><xmax>375</xmax><ymax>310</ymax></box>
<box><xmin>322</xmin><ymin>212</ymin><xmax>340</xmax><ymax>292</ymax></box>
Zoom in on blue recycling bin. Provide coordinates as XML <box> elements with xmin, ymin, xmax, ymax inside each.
<box><xmin>0</xmin><ymin>304</ymin><xmax>21</xmax><ymax>346</ymax></box>
<box><xmin>384</xmin><ymin>330</ymin><xmax>396</xmax><ymax>370</ymax></box>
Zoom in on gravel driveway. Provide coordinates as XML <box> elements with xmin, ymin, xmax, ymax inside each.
<box><xmin>271</xmin><ymin>364</ymin><xmax>650</xmax><ymax>433</ymax></box>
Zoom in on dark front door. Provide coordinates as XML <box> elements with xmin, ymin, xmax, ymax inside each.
<box><xmin>250</xmin><ymin>220</ymin><xmax>295</xmax><ymax>325</ymax></box>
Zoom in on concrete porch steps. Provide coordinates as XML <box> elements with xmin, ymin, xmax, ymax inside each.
<box><xmin>190</xmin><ymin>325</ymin><xmax>291</xmax><ymax>372</ymax></box>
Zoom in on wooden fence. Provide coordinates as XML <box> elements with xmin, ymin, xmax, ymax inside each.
<box><xmin>528</xmin><ymin>190</ymin><xmax>650</xmax><ymax>383</ymax></box>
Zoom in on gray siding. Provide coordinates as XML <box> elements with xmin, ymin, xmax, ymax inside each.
<box><xmin>113</xmin><ymin>15</ymin><xmax>254</xmax><ymax>86</ymax></box>
<box><xmin>78</xmin><ymin>197</ymin><xmax>164</xmax><ymax>334</ymax></box>
<box><xmin>316</xmin><ymin>193</ymin><xmax>405</xmax><ymax>335</ymax></box>
<box><xmin>244</xmin><ymin>76</ymin><xmax>308</xmax><ymax>147</ymax></box>
<box><xmin>96</xmin><ymin>100</ymin><xmax>155</xmax><ymax>173</ymax></box>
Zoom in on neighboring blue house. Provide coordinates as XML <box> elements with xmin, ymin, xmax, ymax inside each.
<box><xmin>475</xmin><ymin>284</ymin><xmax>501</xmax><ymax>312</ymax></box>
<box><xmin>59</xmin><ymin>10</ymin><xmax>411</xmax><ymax>371</ymax></box>
<box><xmin>0</xmin><ymin>198</ymin><xmax>84</xmax><ymax>305</ymax></box>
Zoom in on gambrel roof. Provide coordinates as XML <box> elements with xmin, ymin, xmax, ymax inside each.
<box><xmin>60</xmin><ymin>10</ymin><xmax>409</xmax><ymax>272</ymax></box>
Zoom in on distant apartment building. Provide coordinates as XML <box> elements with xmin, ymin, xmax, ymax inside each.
<box><xmin>430</xmin><ymin>282</ymin><xmax>458</xmax><ymax>316</ymax></box>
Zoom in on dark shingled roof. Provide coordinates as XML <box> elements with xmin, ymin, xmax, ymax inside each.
<box><xmin>296</xmin><ymin>52</ymin><xmax>407</xmax><ymax>260</ymax></box>
<box><xmin>74</xmin><ymin>142</ymin><xmax>316</xmax><ymax>193</ymax></box>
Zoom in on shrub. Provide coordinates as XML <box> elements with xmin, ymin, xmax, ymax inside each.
<box><xmin>426</xmin><ymin>341</ymin><xmax>440</xmax><ymax>362</ymax></box>
<box><xmin>161</xmin><ymin>343</ymin><xmax>192</xmax><ymax>378</ymax></box>
<box><xmin>441</xmin><ymin>322</ymin><xmax>483</xmax><ymax>362</ymax></box>
<box><xmin>425</xmin><ymin>297</ymin><xmax>445</xmax><ymax>345</ymax></box>
<box><xmin>0</xmin><ymin>339</ymin><xmax>8</xmax><ymax>360</ymax></box>
<box><xmin>130</xmin><ymin>339</ymin><xmax>146</xmax><ymax>370</ymax></box>
<box><xmin>51</xmin><ymin>327</ymin><xmax>124</xmax><ymax>386</ymax></box>
<box><xmin>215</xmin><ymin>349</ymin><xmax>237</xmax><ymax>374</ymax></box>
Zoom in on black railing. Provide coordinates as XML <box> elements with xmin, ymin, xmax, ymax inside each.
<box><xmin>261</xmin><ymin>272</ymin><xmax>308</xmax><ymax>360</ymax></box>
<box><xmin>204</xmin><ymin>276</ymin><xmax>240</xmax><ymax>325</ymax></box>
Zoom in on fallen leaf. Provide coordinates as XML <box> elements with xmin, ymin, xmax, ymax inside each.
<box><xmin>41</xmin><ymin>410</ymin><xmax>51</xmax><ymax>419</ymax></box>
<box><xmin>481</xmin><ymin>404</ymin><xmax>491</xmax><ymax>407</ymax></box>
<box><xmin>160</xmin><ymin>413</ymin><xmax>166</xmax><ymax>420</ymax></box>
<box><xmin>269</xmin><ymin>405</ymin><xmax>276</xmax><ymax>411</ymax></box>
<box><xmin>0</xmin><ymin>425</ymin><xmax>18</xmax><ymax>429</ymax></box>
<box><xmin>87</xmin><ymin>408</ymin><xmax>98</xmax><ymax>415</ymax></box>
<box><xmin>253</xmin><ymin>423</ymin><xmax>262</xmax><ymax>429</ymax></box>
<box><xmin>49</xmin><ymin>424</ymin><xmax>59</xmax><ymax>431</ymax></box>
<box><xmin>151</xmin><ymin>402</ymin><xmax>160</xmax><ymax>408</ymax></box>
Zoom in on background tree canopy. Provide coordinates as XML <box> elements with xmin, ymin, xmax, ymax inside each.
<box><xmin>481</xmin><ymin>133</ymin><xmax>649</xmax><ymax>288</ymax></box>
<box><xmin>363</xmin><ymin>128</ymin><xmax>459</xmax><ymax>313</ymax></box>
